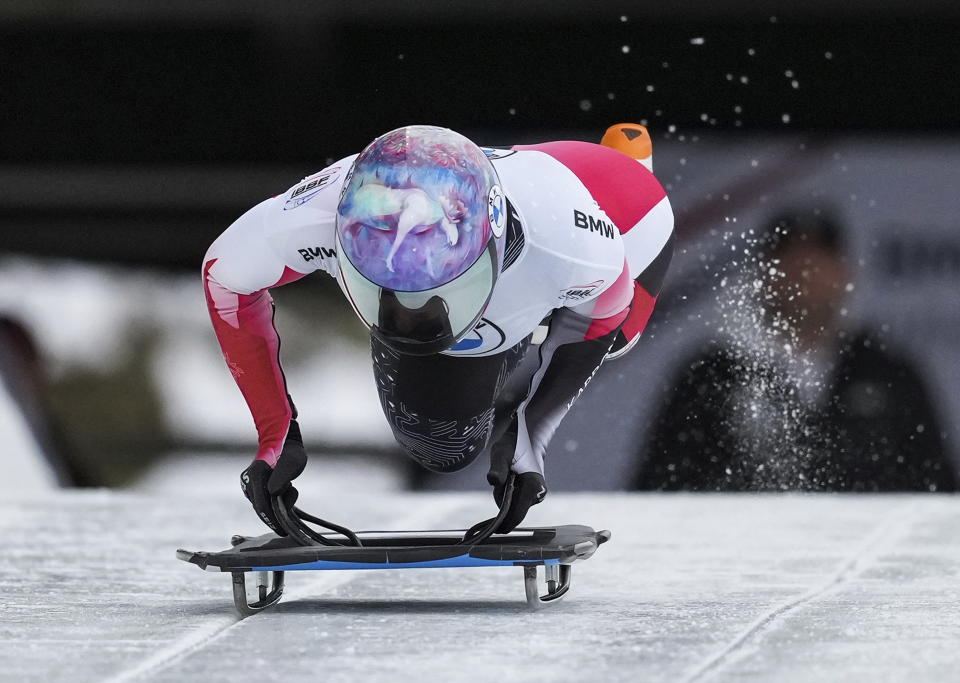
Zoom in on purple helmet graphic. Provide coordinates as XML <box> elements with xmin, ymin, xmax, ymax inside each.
<box><xmin>336</xmin><ymin>126</ymin><xmax>506</xmax><ymax>355</ymax></box>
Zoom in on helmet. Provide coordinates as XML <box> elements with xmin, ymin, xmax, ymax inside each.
<box><xmin>336</xmin><ymin>125</ymin><xmax>506</xmax><ymax>355</ymax></box>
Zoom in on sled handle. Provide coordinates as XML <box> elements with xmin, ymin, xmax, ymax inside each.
<box><xmin>460</xmin><ymin>473</ymin><xmax>516</xmax><ymax>545</ymax></box>
<box><xmin>271</xmin><ymin>495</ymin><xmax>364</xmax><ymax>547</ymax></box>
<box><xmin>269</xmin><ymin>472</ymin><xmax>517</xmax><ymax>549</ymax></box>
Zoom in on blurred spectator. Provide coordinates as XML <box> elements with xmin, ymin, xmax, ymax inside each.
<box><xmin>635</xmin><ymin>209</ymin><xmax>955</xmax><ymax>492</ymax></box>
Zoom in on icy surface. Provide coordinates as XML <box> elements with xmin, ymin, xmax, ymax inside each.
<box><xmin>3</xmin><ymin>475</ymin><xmax>959</xmax><ymax>683</ymax></box>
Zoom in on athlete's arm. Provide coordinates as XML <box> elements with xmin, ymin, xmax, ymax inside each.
<box><xmin>488</xmin><ymin>178</ymin><xmax>674</xmax><ymax>531</ymax></box>
<box><xmin>601</xmin><ymin>205</ymin><xmax>675</xmax><ymax>360</ymax></box>
<box><xmin>204</xmin><ymin>159</ymin><xmax>349</xmax><ymax>532</ymax></box>
<box><xmin>502</xmin><ymin>232</ymin><xmax>673</xmax><ymax>466</ymax></box>
<box><xmin>203</xmin><ymin>197</ymin><xmax>310</xmax><ymax>468</ymax></box>
<box><xmin>204</xmin><ymin>173</ymin><xmax>351</xmax><ymax>532</ymax></box>
<box><xmin>202</xmin><ymin>159</ymin><xmax>347</xmax><ymax>464</ymax></box>
<box><xmin>508</xmin><ymin>183</ymin><xmax>674</xmax><ymax>464</ymax></box>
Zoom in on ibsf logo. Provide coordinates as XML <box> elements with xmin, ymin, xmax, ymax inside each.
<box><xmin>283</xmin><ymin>167</ymin><xmax>341</xmax><ymax>210</ymax></box>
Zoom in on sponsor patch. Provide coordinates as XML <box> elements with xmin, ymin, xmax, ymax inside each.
<box><xmin>283</xmin><ymin>167</ymin><xmax>341</xmax><ymax>210</ymax></box>
<box><xmin>573</xmin><ymin>209</ymin><xmax>617</xmax><ymax>239</ymax></box>
<box><xmin>448</xmin><ymin>318</ymin><xmax>506</xmax><ymax>355</ymax></box>
<box><xmin>560</xmin><ymin>280</ymin><xmax>604</xmax><ymax>302</ymax></box>
<box><xmin>298</xmin><ymin>246</ymin><xmax>336</xmax><ymax>263</ymax></box>
<box><xmin>488</xmin><ymin>185</ymin><xmax>506</xmax><ymax>238</ymax></box>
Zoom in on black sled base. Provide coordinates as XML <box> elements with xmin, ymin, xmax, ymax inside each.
<box><xmin>177</xmin><ymin>525</ymin><xmax>611</xmax><ymax>616</ymax></box>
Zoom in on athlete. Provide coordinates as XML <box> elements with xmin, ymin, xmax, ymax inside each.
<box><xmin>203</xmin><ymin>124</ymin><xmax>674</xmax><ymax>534</ymax></box>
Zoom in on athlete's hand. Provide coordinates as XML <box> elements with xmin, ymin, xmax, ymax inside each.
<box><xmin>487</xmin><ymin>417</ymin><xmax>548</xmax><ymax>533</ymax></box>
<box><xmin>240</xmin><ymin>420</ymin><xmax>308</xmax><ymax>534</ymax></box>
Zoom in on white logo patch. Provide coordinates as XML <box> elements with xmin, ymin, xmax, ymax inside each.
<box><xmin>560</xmin><ymin>280</ymin><xmax>605</xmax><ymax>302</ymax></box>
<box><xmin>283</xmin><ymin>167</ymin><xmax>341</xmax><ymax>211</ymax></box>
<box><xmin>488</xmin><ymin>185</ymin><xmax>506</xmax><ymax>238</ymax></box>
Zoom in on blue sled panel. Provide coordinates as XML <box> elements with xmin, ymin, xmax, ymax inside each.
<box><xmin>251</xmin><ymin>555</ymin><xmax>561</xmax><ymax>572</ymax></box>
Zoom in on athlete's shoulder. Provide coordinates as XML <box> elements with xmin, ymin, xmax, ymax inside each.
<box><xmin>484</xmin><ymin>146</ymin><xmax>625</xmax><ymax>304</ymax></box>
<box><xmin>513</xmin><ymin>140</ymin><xmax>667</xmax><ymax>234</ymax></box>
<box><xmin>274</xmin><ymin>154</ymin><xmax>358</xmax><ymax>217</ymax></box>
<box><xmin>254</xmin><ymin>155</ymin><xmax>359</xmax><ymax>274</ymax></box>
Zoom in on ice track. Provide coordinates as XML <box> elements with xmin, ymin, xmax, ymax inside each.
<box><xmin>3</xmin><ymin>484</ymin><xmax>960</xmax><ymax>682</ymax></box>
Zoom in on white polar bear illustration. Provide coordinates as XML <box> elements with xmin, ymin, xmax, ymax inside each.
<box><xmin>351</xmin><ymin>184</ymin><xmax>465</xmax><ymax>272</ymax></box>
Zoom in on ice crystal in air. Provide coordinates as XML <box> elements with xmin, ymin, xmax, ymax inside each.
<box><xmin>701</xmin><ymin>227</ymin><xmax>836</xmax><ymax>490</ymax></box>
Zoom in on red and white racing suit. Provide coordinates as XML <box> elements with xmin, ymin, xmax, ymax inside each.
<box><xmin>203</xmin><ymin>141</ymin><xmax>674</xmax><ymax>479</ymax></box>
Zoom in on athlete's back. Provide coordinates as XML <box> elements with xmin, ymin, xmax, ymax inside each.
<box><xmin>458</xmin><ymin>140</ymin><xmax>672</xmax><ymax>355</ymax></box>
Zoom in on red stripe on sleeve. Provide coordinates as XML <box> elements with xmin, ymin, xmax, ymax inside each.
<box><xmin>203</xmin><ymin>259</ymin><xmax>293</xmax><ymax>466</ymax></box>
<box><xmin>514</xmin><ymin>141</ymin><xmax>666</xmax><ymax>234</ymax></box>
<box><xmin>587</xmin><ymin>257</ymin><xmax>633</xmax><ymax>319</ymax></box>
<box><xmin>622</xmin><ymin>282</ymin><xmax>658</xmax><ymax>341</ymax></box>
<box><xmin>584</xmin><ymin>308</ymin><xmax>630</xmax><ymax>341</ymax></box>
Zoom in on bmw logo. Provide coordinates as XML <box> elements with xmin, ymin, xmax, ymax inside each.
<box><xmin>488</xmin><ymin>185</ymin><xmax>506</xmax><ymax>238</ymax></box>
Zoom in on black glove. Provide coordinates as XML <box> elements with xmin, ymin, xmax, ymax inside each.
<box><xmin>241</xmin><ymin>419</ymin><xmax>308</xmax><ymax>534</ymax></box>
<box><xmin>487</xmin><ymin>416</ymin><xmax>548</xmax><ymax>533</ymax></box>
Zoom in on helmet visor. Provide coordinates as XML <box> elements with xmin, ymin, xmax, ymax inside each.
<box><xmin>338</xmin><ymin>237</ymin><xmax>497</xmax><ymax>355</ymax></box>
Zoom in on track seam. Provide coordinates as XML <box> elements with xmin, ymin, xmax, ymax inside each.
<box><xmin>103</xmin><ymin>497</ymin><xmax>469</xmax><ymax>683</ymax></box>
<box><xmin>681</xmin><ymin>500</ymin><xmax>922</xmax><ymax>683</ymax></box>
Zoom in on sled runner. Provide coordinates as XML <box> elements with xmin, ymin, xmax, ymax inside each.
<box><xmin>176</xmin><ymin>475</ymin><xmax>611</xmax><ymax>616</ymax></box>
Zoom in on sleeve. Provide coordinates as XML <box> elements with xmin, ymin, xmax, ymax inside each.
<box><xmin>202</xmin><ymin>197</ymin><xmax>312</xmax><ymax>467</ymax></box>
<box><xmin>571</xmin><ymin>195</ymin><xmax>674</xmax><ymax>359</ymax></box>
<box><xmin>503</xmin><ymin>189</ymin><xmax>675</xmax><ymax>478</ymax></box>
<box><xmin>501</xmin><ymin>307</ymin><xmax>623</xmax><ymax>478</ymax></box>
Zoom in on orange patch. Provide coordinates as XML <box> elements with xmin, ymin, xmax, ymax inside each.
<box><xmin>600</xmin><ymin>123</ymin><xmax>652</xmax><ymax>162</ymax></box>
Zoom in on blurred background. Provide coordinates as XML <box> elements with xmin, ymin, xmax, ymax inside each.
<box><xmin>3</xmin><ymin>1</ymin><xmax>959</xmax><ymax>497</ymax></box>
